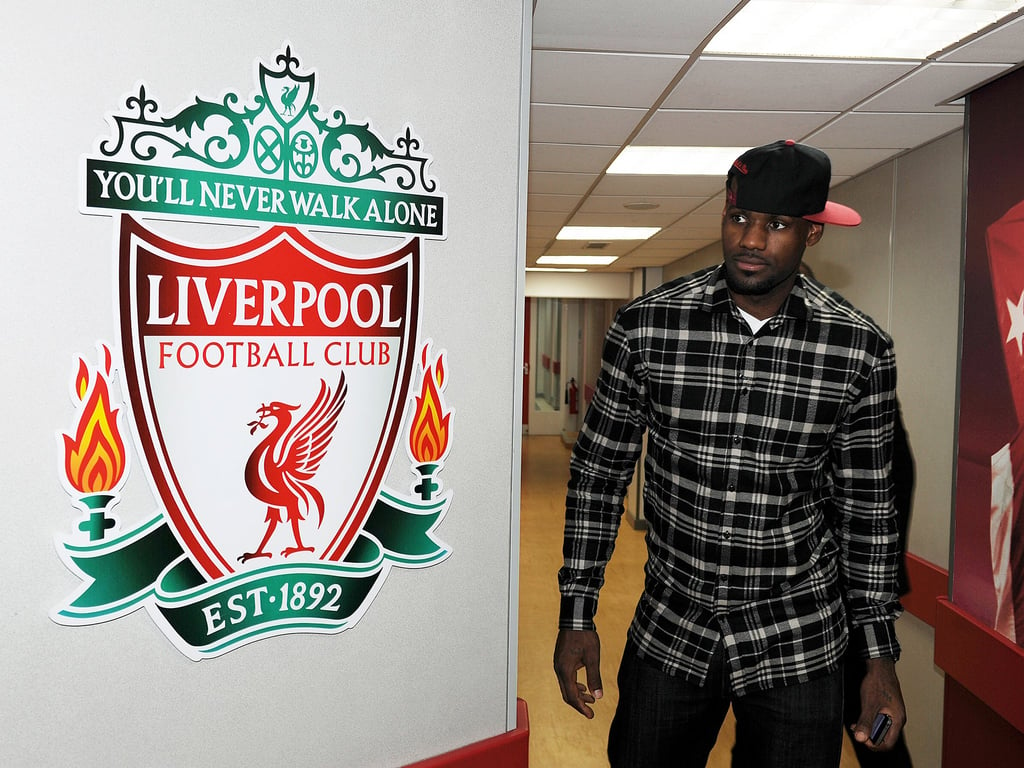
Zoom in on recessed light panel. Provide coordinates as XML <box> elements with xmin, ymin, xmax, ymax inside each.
<box><xmin>526</xmin><ymin>266</ymin><xmax>589</xmax><ymax>272</ymax></box>
<box><xmin>555</xmin><ymin>226</ymin><xmax>660</xmax><ymax>240</ymax></box>
<box><xmin>537</xmin><ymin>255</ymin><xmax>620</xmax><ymax>266</ymax></box>
<box><xmin>706</xmin><ymin>0</ymin><xmax>1024</xmax><ymax>59</ymax></box>
<box><xmin>608</xmin><ymin>146</ymin><xmax>750</xmax><ymax>175</ymax></box>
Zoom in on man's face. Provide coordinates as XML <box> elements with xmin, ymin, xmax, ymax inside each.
<box><xmin>721</xmin><ymin>205</ymin><xmax>823</xmax><ymax>307</ymax></box>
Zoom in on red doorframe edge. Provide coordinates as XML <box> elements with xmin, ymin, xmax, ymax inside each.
<box><xmin>404</xmin><ymin>699</ymin><xmax>529</xmax><ymax>768</ymax></box>
<box><xmin>934</xmin><ymin>598</ymin><xmax>1024</xmax><ymax>734</ymax></box>
<box><xmin>902</xmin><ymin>552</ymin><xmax>949</xmax><ymax>627</ymax></box>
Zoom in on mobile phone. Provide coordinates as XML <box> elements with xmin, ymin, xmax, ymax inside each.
<box><xmin>869</xmin><ymin>712</ymin><xmax>892</xmax><ymax>744</ymax></box>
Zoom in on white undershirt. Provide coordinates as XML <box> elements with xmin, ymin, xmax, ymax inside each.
<box><xmin>737</xmin><ymin>307</ymin><xmax>771</xmax><ymax>334</ymax></box>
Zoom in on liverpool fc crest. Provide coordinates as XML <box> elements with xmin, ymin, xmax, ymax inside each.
<box><xmin>53</xmin><ymin>45</ymin><xmax>452</xmax><ymax>659</ymax></box>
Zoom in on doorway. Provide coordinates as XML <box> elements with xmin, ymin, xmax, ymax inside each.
<box><xmin>524</xmin><ymin>296</ymin><xmax>619</xmax><ymax>439</ymax></box>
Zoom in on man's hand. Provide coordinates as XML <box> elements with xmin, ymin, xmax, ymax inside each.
<box><xmin>553</xmin><ymin>629</ymin><xmax>603</xmax><ymax>718</ymax></box>
<box><xmin>851</xmin><ymin>657</ymin><xmax>907</xmax><ymax>751</ymax></box>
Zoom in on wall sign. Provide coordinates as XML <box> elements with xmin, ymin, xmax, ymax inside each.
<box><xmin>52</xmin><ymin>45</ymin><xmax>453</xmax><ymax>659</ymax></box>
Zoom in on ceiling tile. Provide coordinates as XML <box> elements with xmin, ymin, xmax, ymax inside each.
<box><xmin>666</xmin><ymin>57</ymin><xmax>918</xmax><ymax>111</ymax></box>
<box><xmin>593</xmin><ymin>175</ymin><xmax>724</xmax><ymax>197</ymax></box>
<box><xmin>939</xmin><ymin>16</ymin><xmax>1024</xmax><ymax>63</ymax></box>
<box><xmin>528</xmin><ymin>193</ymin><xmax>581</xmax><ymax>213</ymax></box>
<box><xmin>532</xmin><ymin>0</ymin><xmax>741</xmax><ymax>55</ymax></box>
<box><xmin>542</xmin><ymin>240</ymin><xmax>637</xmax><ymax>257</ymax></box>
<box><xmin>527</xmin><ymin>171</ymin><xmax>598</xmax><ymax>196</ymax></box>
<box><xmin>579</xmin><ymin>195</ymin><xmax>709</xmax><ymax>216</ymax></box>
<box><xmin>568</xmin><ymin>210</ymin><xmax>684</xmax><ymax>228</ymax></box>
<box><xmin>532</xmin><ymin>50</ymin><xmax>687</xmax><ymax>108</ymax></box>
<box><xmin>858</xmin><ymin>62</ymin><xmax>1011</xmax><ymax>111</ymax></box>
<box><xmin>527</xmin><ymin>224</ymin><xmax>559</xmax><ymax>239</ymax></box>
<box><xmin>527</xmin><ymin>229</ymin><xmax>560</xmax><ymax>247</ymax></box>
<box><xmin>529</xmin><ymin>210</ymin><xmax>573</xmax><ymax>228</ymax></box>
<box><xmin>635</xmin><ymin>109</ymin><xmax>840</xmax><ymax>147</ymax></box>
<box><xmin>660</xmin><ymin>218</ymin><xmax>723</xmax><ymax>239</ymax></box>
<box><xmin>529</xmin><ymin>104</ymin><xmax>646</xmax><ymax>146</ymax></box>
<box><xmin>808</xmin><ymin>112</ymin><xmax>964</xmax><ymax>149</ymax></box>
<box><xmin>528</xmin><ymin>143</ymin><xmax>619</xmax><ymax>174</ymax></box>
<box><xmin>689</xmin><ymin>195</ymin><xmax>728</xmax><ymax>215</ymax></box>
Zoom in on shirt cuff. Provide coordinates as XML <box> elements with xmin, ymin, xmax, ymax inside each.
<box><xmin>558</xmin><ymin>594</ymin><xmax>598</xmax><ymax>632</ymax></box>
<box><xmin>853</xmin><ymin>620</ymin><xmax>901</xmax><ymax>661</ymax></box>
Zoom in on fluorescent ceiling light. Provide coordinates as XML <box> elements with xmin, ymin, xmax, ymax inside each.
<box><xmin>609</xmin><ymin>146</ymin><xmax>749</xmax><ymax>176</ymax></box>
<box><xmin>556</xmin><ymin>226</ymin><xmax>660</xmax><ymax>240</ymax></box>
<box><xmin>526</xmin><ymin>266</ymin><xmax>589</xmax><ymax>272</ymax></box>
<box><xmin>706</xmin><ymin>0</ymin><xmax>1024</xmax><ymax>59</ymax></box>
<box><xmin>537</xmin><ymin>255</ymin><xmax>620</xmax><ymax>266</ymax></box>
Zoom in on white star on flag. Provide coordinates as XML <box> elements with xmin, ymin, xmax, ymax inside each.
<box><xmin>1006</xmin><ymin>290</ymin><xmax>1024</xmax><ymax>356</ymax></box>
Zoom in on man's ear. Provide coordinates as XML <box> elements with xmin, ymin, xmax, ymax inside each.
<box><xmin>805</xmin><ymin>222</ymin><xmax>824</xmax><ymax>247</ymax></box>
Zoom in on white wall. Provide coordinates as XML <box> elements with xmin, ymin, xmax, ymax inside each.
<box><xmin>2</xmin><ymin>3</ymin><xmax>529</xmax><ymax>766</ymax></box>
<box><xmin>817</xmin><ymin>134</ymin><xmax>963</xmax><ymax>768</ymax></box>
<box><xmin>811</xmin><ymin>132</ymin><xmax>962</xmax><ymax>575</ymax></box>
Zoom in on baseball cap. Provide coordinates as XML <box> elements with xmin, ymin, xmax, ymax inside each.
<box><xmin>726</xmin><ymin>140</ymin><xmax>861</xmax><ymax>227</ymax></box>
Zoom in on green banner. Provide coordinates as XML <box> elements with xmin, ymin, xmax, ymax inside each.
<box><xmin>54</xmin><ymin>492</ymin><xmax>449</xmax><ymax>656</ymax></box>
<box><xmin>155</xmin><ymin>559</ymin><xmax>383</xmax><ymax>655</ymax></box>
<box><xmin>56</xmin><ymin>514</ymin><xmax>181</xmax><ymax>620</ymax></box>
<box><xmin>84</xmin><ymin>158</ymin><xmax>445</xmax><ymax>236</ymax></box>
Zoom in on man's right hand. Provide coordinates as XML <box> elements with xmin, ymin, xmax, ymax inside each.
<box><xmin>553</xmin><ymin>628</ymin><xmax>603</xmax><ymax>718</ymax></box>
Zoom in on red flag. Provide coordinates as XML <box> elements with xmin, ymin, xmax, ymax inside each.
<box><xmin>987</xmin><ymin>200</ymin><xmax>1024</xmax><ymax>424</ymax></box>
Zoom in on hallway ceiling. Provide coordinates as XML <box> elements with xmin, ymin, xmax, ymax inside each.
<box><xmin>528</xmin><ymin>1</ymin><xmax>1024</xmax><ymax>272</ymax></box>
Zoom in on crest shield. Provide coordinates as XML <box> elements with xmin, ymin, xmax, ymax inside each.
<box><xmin>118</xmin><ymin>216</ymin><xmax>419</xmax><ymax>580</ymax></box>
<box><xmin>259</xmin><ymin>57</ymin><xmax>315</xmax><ymax>130</ymax></box>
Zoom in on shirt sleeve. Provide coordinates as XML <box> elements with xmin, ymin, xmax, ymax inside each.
<box><xmin>557</xmin><ymin>312</ymin><xmax>647</xmax><ymax>631</ymax></box>
<box><xmin>830</xmin><ymin>339</ymin><xmax>903</xmax><ymax>660</ymax></box>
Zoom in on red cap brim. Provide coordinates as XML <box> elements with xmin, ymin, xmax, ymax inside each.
<box><xmin>805</xmin><ymin>201</ymin><xmax>861</xmax><ymax>227</ymax></box>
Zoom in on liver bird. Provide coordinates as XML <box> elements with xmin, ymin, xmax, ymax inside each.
<box><xmin>281</xmin><ymin>83</ymin><xmax>300</xmax><ymax>116</ymax></box>
<box><xmin>238</xmin><ymin>372</ymin><xmax>347</xmax><ymax>563</ymax></box>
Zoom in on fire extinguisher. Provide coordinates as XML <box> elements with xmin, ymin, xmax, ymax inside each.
<box><xmin>566</xmin><ymin>377</ymin><xmax>578</xmax><ymax>415</ymax></box>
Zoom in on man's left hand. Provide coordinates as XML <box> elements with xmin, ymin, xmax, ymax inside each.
<box><xmin>851</xmin><ymin>656</ymin><xmax>907</xmax><ymax>751</ymax></box>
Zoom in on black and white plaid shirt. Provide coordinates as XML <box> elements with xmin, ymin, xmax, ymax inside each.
<box><xmin>559</xmin><ymin>265</ymin><xmax>902</xmax><ymax>696</ymax></box>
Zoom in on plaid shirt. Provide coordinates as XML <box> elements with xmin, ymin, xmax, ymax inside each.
<box><xmin>558</xmin><ymin>265</ymin><xmax>902</xmax><ymax>696</ymax></box>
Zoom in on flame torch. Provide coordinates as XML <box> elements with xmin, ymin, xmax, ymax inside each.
<box><xmin>408</xmin><ymin>343</ymin><xmax>451</xmax><ymax>501</ymax></box>
<box><xmin>61</xmin><ymin>345</ymin><xmax>128</xmax><ymax>540</ymax></box>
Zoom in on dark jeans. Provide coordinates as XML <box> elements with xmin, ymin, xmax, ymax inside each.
<box><xmin>608</xmin><ymin>641</ymin><xmax>844</xmax><ymax>768</ymax></box>
<box><xmin>843</xmin><ymin>652</ymin><xmax>913</xmax><ymax>767</ymax></box>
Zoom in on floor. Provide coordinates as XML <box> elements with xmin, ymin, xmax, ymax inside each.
<box><xmin>516</xmin><ymin>434</ymin><xmax>860</xmax><ymax>767</ymax></box>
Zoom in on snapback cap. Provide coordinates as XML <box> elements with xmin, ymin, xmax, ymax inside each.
<box><xmin>726</xmin><ymin>140</ymin><xmax>861</xmax><ymax>227</ymax></box>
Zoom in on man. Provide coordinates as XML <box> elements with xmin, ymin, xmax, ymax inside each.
<box><xmin>553</xmin><ymin>140</ymin><xmax>906</xmax><ymax>768</ymax></box>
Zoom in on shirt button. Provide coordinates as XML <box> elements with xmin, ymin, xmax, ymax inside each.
<box><xmin>722</xmin><ymin>530</ymin><xmax>732</xmax><ymax>539</ymax></box>
<box><xmin>719</xmin><ymin>574</ymin><xmax>728</xmax><ymax>583</ymax></box>
<box><xmin>727</xmin><ymin>484</ymin><xmax>735</xmax><ymax>492</ymax></box>
<box><xmin>732</xmin><ymin>435</ymin><xmax>740</xmax><ymax>444</ymax></box>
